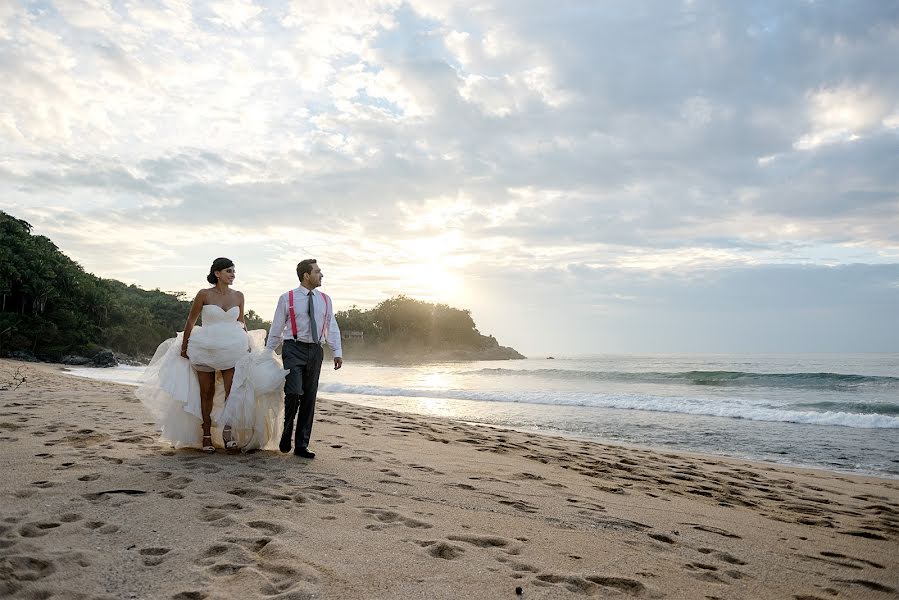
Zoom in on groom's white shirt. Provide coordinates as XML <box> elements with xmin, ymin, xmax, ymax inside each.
<box><xmin>266</xmin><ymin>287</ymin><xmax>342</xmax><ymax>357</ymax></box>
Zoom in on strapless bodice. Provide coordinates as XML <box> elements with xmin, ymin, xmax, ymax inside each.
<box><xmin>201</xmin><ymin>304</ymin><xmax>240</xmax><ymax>325</ymax></box>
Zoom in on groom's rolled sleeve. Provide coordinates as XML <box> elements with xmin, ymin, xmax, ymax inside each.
<box><xmin>327</xmin><ymin>307</ymin><xmax>342</xmax><ymax>358</ymax></box>
<box><xmin>266</xmin><ymin>294</ymin><xmax>288</xmax><ymax>351</ymax></box>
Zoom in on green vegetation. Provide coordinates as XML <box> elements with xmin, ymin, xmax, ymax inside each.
<box><xmin>335</xmin><ymin>296</ymin><xmax>524</xmax><ymax>360</ymax></box>
<box><xmin>0</xmin><ymin>210</ymin><xmax>198</xmax><ymax>359</ymax></box>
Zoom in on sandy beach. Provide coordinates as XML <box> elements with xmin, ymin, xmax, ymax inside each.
<box><xmin>1</xmin><ymin>358</ymin><xmax>897</xmax><ymax>600</ymax></box>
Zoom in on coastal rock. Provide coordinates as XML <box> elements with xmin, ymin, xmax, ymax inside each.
<box><xmin>90</xmin><ymin>349</ymin><xmax>118</xmax><ymax>368</ymax></box>
<box><xmin>7</xmin><ymin>350</ymin><xmax>39</xmax><ymax>362</ymax></box>
<box><xmin>114</xmin><ymin>353</ymin><xmax>149</xmax><ymax>366</ymax></box>
<box><xmin>61</xmin><ymin>355</ymin><xmax>92</xmax><ymax>366</ymax></box>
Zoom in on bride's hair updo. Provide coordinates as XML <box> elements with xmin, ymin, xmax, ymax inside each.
<box><xmin>207</xmin><ymin>257</ymin><xmax>234</xmax><ymax>284</ymax></box>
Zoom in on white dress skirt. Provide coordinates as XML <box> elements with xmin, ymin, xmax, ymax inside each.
<box><xmin>135</xmin><ymin>305</ymin><xmax>288</xmax><ymax>451</ymax></box>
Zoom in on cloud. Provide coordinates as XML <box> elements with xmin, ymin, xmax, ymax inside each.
<box><xmin>1</xmin><ymin>1</ymin><xmax>898</xmax><ymax>351</ymax></box>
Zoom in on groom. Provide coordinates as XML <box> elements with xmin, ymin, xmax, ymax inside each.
<box><xmin>266</xmin><ymin>259</ymin><xmax>343</xmax><ymax>458</ymax></box>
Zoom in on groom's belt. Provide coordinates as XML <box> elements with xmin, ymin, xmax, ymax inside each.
<box><xmin>285</xmin><ymin>339</ymin><xmax>321</xmax><ymax>346</ymax></box>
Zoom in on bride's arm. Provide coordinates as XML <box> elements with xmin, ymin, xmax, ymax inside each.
<box><xmin>180</xmin><ymin>290</ymin><xmax>206</xmax><ymax>359</ymax></box>
<box><xmin>237</xmin><ymin>291</ymin><xmax>247</xmax><ymax>329</ymax></box>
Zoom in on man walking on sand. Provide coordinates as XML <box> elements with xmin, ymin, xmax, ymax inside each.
<box><xmin>266</xmin><ymin>259</ymin><xmax>343</xmax><ymax>458</ymax></box>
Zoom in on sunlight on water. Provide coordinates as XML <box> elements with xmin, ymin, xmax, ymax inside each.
<box><xmin>416</xmin><ymin>371</ymin><xmax>455</xmax><ymax>391</ymax></box>
<box><xmin>66</xmin><ymin>354</ymin><xmax>899</xmax><ymax>477</ymax></box>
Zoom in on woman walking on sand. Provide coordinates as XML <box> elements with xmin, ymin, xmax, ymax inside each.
<box><xmin>136</xmin><ymin>258</ymin><xmax>287</xmax><ymax>453</ymax></box>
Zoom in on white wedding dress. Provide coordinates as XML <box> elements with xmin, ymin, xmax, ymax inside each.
<box><xmin>135</xmin><ymin>305</ymin><xmax>287</xmax><ymax>451</ymax></box>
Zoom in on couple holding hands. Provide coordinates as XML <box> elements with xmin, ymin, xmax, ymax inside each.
<box><xmin>136</xmin><ymin>257</ymin><xmax>342</xmax><ymax>457</ymax></box>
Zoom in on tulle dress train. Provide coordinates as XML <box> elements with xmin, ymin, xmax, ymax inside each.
<box><xmin>135</xmin><ymin>305</ymin><xmax>288</xmax><ymax>451</ymax></box>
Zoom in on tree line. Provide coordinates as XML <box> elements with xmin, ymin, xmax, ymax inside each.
<box><xmin>0</xmin><ymin>210</ymin><xmax>275</xmax><ymax>359</ymax></box>
<box><xmin>335</xmin><ymin>295</ymin><xmax>509</xmax><ymax>352</ymax></box>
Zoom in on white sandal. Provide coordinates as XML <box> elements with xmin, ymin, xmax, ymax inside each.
<box><xmin>222</xmin><ymin>425</ymin><xmax>238</xmax><ymax>451</ymax></box>
<box><xmin>201</xmin><ymin>434</ymin><xmax>215</xmax><ymax>454</ymax></box>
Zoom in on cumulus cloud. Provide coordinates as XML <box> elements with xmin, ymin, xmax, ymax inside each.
<box><xmin>1</xmin><ymin>0</ymin><xmax>897</xmax><ymax>351</ymax></box>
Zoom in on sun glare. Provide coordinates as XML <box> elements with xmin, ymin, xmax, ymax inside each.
<box><xmin>418</xmin><ymin>372</ymin><xmax>454</xmax><ymax>391</ymax></box>
<box><xmin>398</xmin><ymin>235</ymin><xmax>465</xmax><ymax>303</ymax></box>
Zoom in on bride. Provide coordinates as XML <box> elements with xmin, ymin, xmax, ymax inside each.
<box><xmin>136</xmin><ymin>257</ymin><xmax>287</xmax><ymax>452</ymax></box>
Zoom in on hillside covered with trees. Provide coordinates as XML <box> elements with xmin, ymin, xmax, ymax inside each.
<box><xmin>336</xmin><ymin>296</ymin><xmax>524</xmax><ymax>360</ymax></box>
<box><xmin>0</xmin><ymin>210</ymin><xmax>280</xmax><ymax>362</ymax></box>
<box><xmin>0</xmin><ymin>210</ymin><xmax>191</xmax><ymax>360</ymax></box>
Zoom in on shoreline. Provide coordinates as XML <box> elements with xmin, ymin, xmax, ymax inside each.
<box><xmin>2</xmin><ymin>359</ymin><xmax>898</xmax><ymax>598</ymax></box>
<box><xmin>53</xmin><ymin>359</ymin><xmax>899</xmax><ymax>481</ymax></box>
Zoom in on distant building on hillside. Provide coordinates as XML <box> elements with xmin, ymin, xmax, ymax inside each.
<box><xmin>341</xmin><ymin>330</ymin><xmax>364</xmax><ymax>342</ymax></box>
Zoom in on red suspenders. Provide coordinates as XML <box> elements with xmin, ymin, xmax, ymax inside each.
<box><xmin>287</xmin><ymin>289</ymin><xmax>330</xmax><ymax>342</ymax></box>
<box><xmin>288</xmin><ymin>289</ymin><xmax>299</xmax><ymax>339</ymax></box>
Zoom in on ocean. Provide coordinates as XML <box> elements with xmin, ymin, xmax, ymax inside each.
<box><xmin>67</xmin><ymin>353</ymin><xmax>899</xmax><ymax>479</ymax></box>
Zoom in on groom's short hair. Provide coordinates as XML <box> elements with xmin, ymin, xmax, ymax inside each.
<box><xmin>296</xmin><ymin>259</ymin><xmax>317</xmax><ymax>282</ymax></box>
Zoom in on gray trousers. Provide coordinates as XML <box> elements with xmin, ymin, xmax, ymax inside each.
<box><xmin>282</xmin><ymin>340</ymin><xmax>324</xmax><ymax>449</ymax></box>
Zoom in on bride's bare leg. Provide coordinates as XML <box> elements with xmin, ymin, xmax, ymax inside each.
<box><xmin>197</xmin><ymin>370</ymin><xmax>216</xmax><ymax>439</ymax></box>
<box><xmin>221</xmin><ymin>368</ymin><xmax>237</xmax><ymax>449</ymax></box>
<box><xmin>221</xmin><ymin>367</ymin><xmax>235</xmax><ymax>399</ymax></box>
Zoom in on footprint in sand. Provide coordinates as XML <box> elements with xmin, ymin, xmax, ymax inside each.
<box><xmin>197</xmin><ymin>502</ymin><xmax>244</xmax><ymax>525</ymax></box>
<box><xmin>534</xmin><ymin>574</ymin><xmax>652</xmax><ymax>597</ymax></box>
<box><xmin>139</xmin><ymin>547</ymin><xmax>171</xmax><ymax>566</ymax></box>
<box><xmin>343</xmin><ymin>455</ymin><xmax>374</xmax><ymax>462</ymax></box>
<box><xmin>416</xmin><ymin>540</ymin><xmax>466</xmax><ymax>560</ymax></box>
<box><xmin>84</xmin><ymin>521</ymin><xmax>120</xmax><ymax>534</ymax></box>
<box><xmin>198</xmin><ymin>508</ymin><xmax>237</xmax><ymax>527</ymax></box>
<box><xmin>498</xmin><ymin>499</ymin><xmax>540</xmax><ymax>514</ymax></box>
<box><xmin>82</xmin><ymin>489</ymin><xmax>146</xmax><ymax>503</ymax></box>
<box><xmin>361</xmin><ymin>508</ymin><xmax>432</xmax><ymax>530</ymax></box>
<box><xmin>18</xmin><ymin>522</ymin><xmax>61</xmax><ymax>538</ymax></box>
<box><xmin>197</xmin><ymin>536</ymin><xmax>319</xmax><ymax>599</ymax></box>
<box><xmin>166</xmin><ymin>476</ymin><xmax>193</xmax><ymax>490</ymax></box>
<box><xmin>495</xmin><ymin>555</ymin><xmax>540</xmax><ymax>573</ymax></box>
<box><xmin>171</xmin><ymin>591</ymin><xmax>208</xmax><ymax>600</ymax></box>
<box><xmin>59</xmin><ymin>513</ymin><xmax>82</xmax><ymax>523</ymax></box>
<box><xmin>818</xmin><ymin>550</ymin><xmax>884</xmax><ymax>569</ymax></box>
<box><xmin>830</xmin><ymin>579</ymin><xmax>896</xmax><ymax>594</ymax></box>
<box><xmin>227</xmin><ymin>487</ymin><xmax>272</xmax><ymax>500</ymax></box>
<box><xmin>407</xmin><ymin>463</ymin><xmax>441</xmax><ymax>473</ymax></box>
<box><xmin>0</xmin><ymin>555</ymin><xmax>56</xmax><ymax>582</ymax></box>
<box><xmin>648</xmin><ymin>533</ymin><xmax>677</xmax><ymax>545</ymax></box>
<box><xmin>687</xmin><ymin>524</ymin><xmax>742</xmax><ymax>539</ymax></box>
<box><xmin>379</xmin><ymin>479</ymin><xmax>412</xmax><ymax>486</ymax></box>
<box><xmin>246</xmin><ymin>520</ymin><xmax>285</xmax><ymax>535</ymax></box>
<box><xmin>697</xmin><ymin>548</ymin><xmax>747</xmax><ymax>565</ymax></box>
<box><xmin>301</xmin><ymin>484</ymin><xmax>345</xmax><ymax>505</ymax></box>
<box><xmin>207</xmin><ymin>502</ymin><xmax>245</xmax><ymax>512</ymax></box>
<box><xmin>452</xmin><ymin>483</ymin><xmax>477</xmax><ymax>491</ymax></box>
<box><xmin>447</xmin><ymin>534</ymin><xmax>522</xmax><ymax>555</ymax></box>
<box><xmin>684</xmin><ymin>562</ymin><xmax>730</xmax><ymax>584</ymax></box>
<box><xmin>839</xmin><ymin>530</ymin><xmax>888</xmax><ymax>541</ymax></box>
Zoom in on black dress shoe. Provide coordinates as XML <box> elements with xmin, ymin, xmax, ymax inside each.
<box><xmin>294</xmin><ymin>448</ymin><xmax>315</xmax><ymax>459</ymax></box>
<box><xmin>279</xmin><ymin>429</ymin><xmax>293</xmax><ymax>454</ymax></box>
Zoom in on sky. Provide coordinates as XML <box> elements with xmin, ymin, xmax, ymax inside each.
<box><xmin>1</xmin><ymin>0</ymin><xmax>898</xmax><ymax>356</ymax></box>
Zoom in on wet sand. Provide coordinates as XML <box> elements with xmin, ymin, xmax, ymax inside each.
<box><xmin>1</xmin><ymin>359</ymin><xmax>897</xmax><ymax>599</ymax></box>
